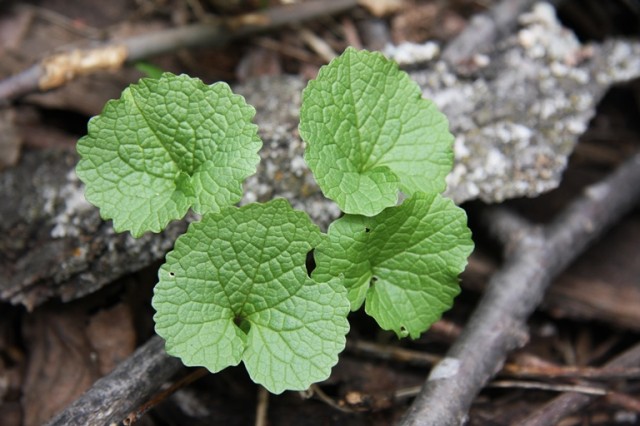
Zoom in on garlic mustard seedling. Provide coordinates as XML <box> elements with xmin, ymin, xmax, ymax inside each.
<box><xmin>76</xmin><ymin>48</ymin><xmax>473</xmax><ymax>393</ymax></box>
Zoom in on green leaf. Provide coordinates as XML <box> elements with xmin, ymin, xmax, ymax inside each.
<box><xmin>76</xmin><ymin>73</ymin><xmax>262</xmax><ymax>237</ymax></box>
<box><xmin>299</xmin><ymin>47</ymin><xmax>454</xmax><ymax>216</ymax></box>
<box><xmin>312</xmin><ymin>192</ymin><xmax>473</xmax><ymax>338</ymax></box>
<box><xmin>152</xmin><ymin>199</ymin><xmax>350</xmax><ymax>393</ymax></box>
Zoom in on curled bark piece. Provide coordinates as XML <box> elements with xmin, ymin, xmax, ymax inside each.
<box><xmin>39</xmin><ymin>46</ymin><xmax>128</xmax><ymax>91</ymax></box>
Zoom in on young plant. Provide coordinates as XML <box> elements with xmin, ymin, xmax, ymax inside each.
<box><xmin>76</xmin><ymin>47</ymin><xmax>473</xmax><ymax>393</ymax></box>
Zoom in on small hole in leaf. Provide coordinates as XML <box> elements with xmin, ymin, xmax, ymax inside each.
<box><xmin>233</xmin><ymin>315</ymin><xmax>251</xmax><ymax>335</ymax></box>
<box><xmin>306</xmin><ymin>249</ymin><xmax>316</xmax><ymax>276</ymax></box>
<box><xmin>398</xmin><ymin>326</ymin><xmax>410</xmax><ymax>338</ymax></box>
<box><xmin>369</xmin><ymin>276</ymin><xmax>378</xmax><ymax>287</ymax></box>
<box><xmin>168</xmin><ymin>272</ymin><xmax>175</xmax><ymax>277</ymax></box>
<box><xmin>364</xmin><ymin>227</ymin><xmax>371</xmax><ymax>233</ymax></box>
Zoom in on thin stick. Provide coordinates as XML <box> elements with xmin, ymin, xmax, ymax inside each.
<box><xmin>347</xmin><ymin>339</ymin><xmax>441</xmax><ymax>367</ymax></box>
<box><xmin>488</xmin><ymin>380</ymin><xmax>607</xmax><ymax>396</ymax></box>
<box><xmin>395</xmin><ymin>386</ymin><xmax>422</xmax><ymax>401</ymax></box>
<box><xmin>502</xmin><ymin>362</ymin><xmax>640</xmax><ymax>381</ymax></box>
<box><xmin>298</xmin><ymin>27</ymin><xmax>337</xmax><ymax>63</ymax></box>
<box><xmin>400</xmin><ymin>151</ymin><xmax>640</xmax><ymax>426</ymax></box>
<box><xmin>255</xmin><ymin>386</ymin><xmax>269</xmax><ymax>426</ymax></box>
<box><xmin>606</xmin><ymin>391</ymin><xmax>640</xmax><ymax>413</ymax></box>
<box><xmin>350</xmin><ymin>338</ymin><xmax>640</xmax><ymax>381</ymax></box>
<box><xmin>309</xmin><ymin>384</ymin><xmax>356</xmax><ymax>414</ymax></box>
<box><xmin>521</xmin><ymin>341</ymin><xmax>640</xmax><ymax>425</ymax></box>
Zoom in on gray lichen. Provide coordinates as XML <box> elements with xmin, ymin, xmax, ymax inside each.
<box><xmin>413</xmin><ymin>2</ymin><xmax>640</xmax><ymax>203</ymax></box>
<box><xmin>236</xmin><ymin>76</ymin><xmax>342</xmax><ymax>230</ymax></box>
<box><xmin>0</xmin><ymin>150</ymin><xmax>187</xmax><ymax>309</ymax></box>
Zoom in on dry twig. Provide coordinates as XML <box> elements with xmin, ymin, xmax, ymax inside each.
<box><xmin>521</xmin><ymin>342</ymin><xmax>640</xmax><ymax>425</ymax></box>
<box><xmin>255</xmin><ymin>386</ymin><xmax>270</xmax><ymax>426</ymax></box>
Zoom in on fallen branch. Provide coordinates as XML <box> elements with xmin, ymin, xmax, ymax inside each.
<box><xmin>400</xmin><ymin>151</ymin><xmax>640</xmax><ymax>425</ymax></box>
<box><xmin>0</xmin><ymin>0</ymin><xmax>358</xmax><ymax>103</ymax></box>
<box><xmin>45</xmin><ymin>336</ymin><xmax>184</xmax><ymax>426</ymax></box>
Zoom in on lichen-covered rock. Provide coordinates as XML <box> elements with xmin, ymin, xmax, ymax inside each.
<box><xmin>240</xmin><ymin>3</ymin><xmax>640</xmax><ymax>211</ymax></box>
<box><xmin>236</xmin><ymin>76</ymin><xmax>342</xmax><ymax>231</ymax></box>
<box><xmin>416</xmin><ymin>3</ymin><xmax>640</xmax><ymax>203</ymax></box>
<box><xmin>0</xmin><ymin>149</ymin><xmax>187</xmax><ymax>309</ymax></box>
